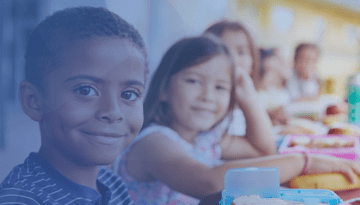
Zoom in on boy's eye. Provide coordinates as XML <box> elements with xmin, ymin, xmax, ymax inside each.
<box><xmin>121</xmin><ymin>90</ymin><xmax>140</xmax><ymax>101</ymax></box>
<box><xmin>76</xmin><ymin>86</ymin><xmax>98</xmax><ymax>96</ymax></box>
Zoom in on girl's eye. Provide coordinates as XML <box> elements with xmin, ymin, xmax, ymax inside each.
<box><xmin>216</xmin><ymin>85</ymin><xmax>229</xmax><ymax>91</ymax></box>
<box><xmin>237</xmin><ymin>46</ymin><xmax>250</xmax><ymax>56</ymax></box>
<box><xmin>216</xmin><ymin>86</ymin><xmax>225</xmax><ymax>90</ymax></box>
<box><xmin>121</xmin><ymin>90</ymin><xmax>140</xmax><ymax>101</ymax></box>
<box><xmin>186</xmin><ymin>79</ymin><xmax>200</xmax><ymax>84</ymax></box>
<box><xmin>76</xmin><ymin>86</ymin><xmax>98</xmax><ymax>96</ymax></box>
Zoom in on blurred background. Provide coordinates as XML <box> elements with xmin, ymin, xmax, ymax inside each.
<box><xmin>1</xmin><ymin>0</ymin><xmax>360</xmax><ymax>181</ymax></box>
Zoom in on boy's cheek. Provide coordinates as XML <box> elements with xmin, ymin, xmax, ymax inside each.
<box><xmin>126</xmin><ymin>105</ymin><xmax>144</xmax><ymax>134</ymax></box>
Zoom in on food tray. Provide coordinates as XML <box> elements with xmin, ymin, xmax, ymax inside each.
<box><xmin>220</xmin><ymin>168</ymin><xmax>343</xmax><ymax>205</ymax></box>
<box><xmin>278</xmin><ymin>134</ymin><xmax>360</xmax><ymax>161</ymax></box>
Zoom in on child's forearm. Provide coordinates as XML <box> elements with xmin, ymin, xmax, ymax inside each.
<box><xmin>241</xmin><ymin>100</ymin><xmax>277</xmax><ymax>155</ymax></box>
<box><xmin>294</xmin><ymin>94</ymin><xmax>321</xmax><ymax>103</ymax></box>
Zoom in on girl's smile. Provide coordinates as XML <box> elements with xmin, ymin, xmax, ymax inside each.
<box><xmin>161</xmin><ymin>54</ymin><xmax>232</xmax><ymax>140</ymax></box>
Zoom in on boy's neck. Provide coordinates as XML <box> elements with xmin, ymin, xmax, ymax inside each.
<box><xmin>38</xmin><ymin>146</ymin><xmax>100</xmax><ymax>192</ymax></box>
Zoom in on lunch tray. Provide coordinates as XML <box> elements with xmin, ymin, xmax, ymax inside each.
<box><xmin>220</xmin><ymin>168</ymin><xmax>343</xmax><ymax>205</ymax></box>
<box><xmin>278</xmin><ymin>134</ymin><xmax>360</xmax><ymax>161</ymax></box>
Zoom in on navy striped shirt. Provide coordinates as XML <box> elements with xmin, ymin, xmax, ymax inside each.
<box><xmin>0</xmin><ymin>153</ymin><xmax>134</xmax><ymax>205</ymax></box>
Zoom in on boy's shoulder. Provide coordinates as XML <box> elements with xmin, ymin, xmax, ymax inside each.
<box><xmin>0</xmin><ymin>153</ymin><xmax>134</xmax><ymax>205</ymax></box>
<box><xmin>0</xmin><ymin>153</ymin><xmax>54</xmax><ymax>204</ymax></box>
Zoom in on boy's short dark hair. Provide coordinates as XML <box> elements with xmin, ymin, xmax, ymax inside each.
<box><xmin>294</xmin><ymin>43</ymin><xmax>320</xmax><ymax>62</ymax></box>
<box><xmin>25</xmin><ymin>6</ymin><xmax>148</xmax><ymax>92</ymax></box>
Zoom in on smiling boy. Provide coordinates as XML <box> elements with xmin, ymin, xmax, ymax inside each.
<box><xmin>0</xmin><ymin>7</ymin><xmax>147</xmax><ymax>205</ymax></box>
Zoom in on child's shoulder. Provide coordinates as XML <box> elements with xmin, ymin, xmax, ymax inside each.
<box><xmin>1</xmin><ymin>154</ymin><xmax>44</xmax><ymax>188</ymax></box>
<box><xmin>135</xmin><ymin>124</ymin><xmax>182</xmax><ymax>143</ymax></box>
<box><xmin>140</xmin><ymin>124</ymin><xmax>177</xmax><ymax>136</ymax></box>
<box><xmin>0</xmin><ymin>154</ymin><xmax>51</xmax><ymax>204</ymax></box>
<box><xmin>0</xmin><ymin>154</ymin><xmax>133</xmax><ymax>205</ymax></box>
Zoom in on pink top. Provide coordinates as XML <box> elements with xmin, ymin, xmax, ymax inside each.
<box><xmin>114</xmin><ymin>124</ymin><xmax>224</xmax><ymax>205</ymax></box>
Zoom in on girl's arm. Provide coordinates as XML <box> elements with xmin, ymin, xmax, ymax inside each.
<box><xmin>126</xmin><ymin>132</ymin><xmax>360</xmax><ymax>199</ymax></box>
<box><xmin>241</xmin><ymin>96</ymin><xmax>277</xmax><ymax>155</ymax></box>
<box><xmin>219</xmin><ymin>134</ymin><xmax>263</xmax><ymax>160</ymax></box>
<box><xmin>222</xmin><ymin>68</ymin><xmax>276</xmax><ymax>159</ymax></box>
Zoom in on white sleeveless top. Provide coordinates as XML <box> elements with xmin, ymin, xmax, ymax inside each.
<box><xmin>114</xmin><ymin>124</ymin><xmax>224</xmax><ymax>205</ymax></box>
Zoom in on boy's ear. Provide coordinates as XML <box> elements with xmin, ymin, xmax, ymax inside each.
<box><xmin>18</xmin><ymin>80</ymin><xmax>43</xmax><ymax>122</ymax></box>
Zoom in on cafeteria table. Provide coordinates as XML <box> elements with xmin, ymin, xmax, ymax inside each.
<box><xmin>198</xmin><ymin>189</ymin><xmax>360</xmax><ymax>204</ymax></box>
<box><xmin>198</xmin><ymin>96</ymin><xmax>359</xmax><ymax>204</ymax></box>
<box><xmin>198</xmin><ymin>191</ymin><xmax>222</xmax><ymax>205</ymax></box>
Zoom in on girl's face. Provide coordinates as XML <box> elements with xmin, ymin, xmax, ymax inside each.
<box><xmin>162</xmin><ymin>55</ymin><xmax>232</xmax><ymax>133</ymax></box>
<box><xmin>295</xmin><ymin>47</ymin><xmax>319</xmax><ymax>80</ymax></box>
<box><xmin>220</xmin><ymin>30</ymin><xmax>253</xmax><ymax>75</ymax></box>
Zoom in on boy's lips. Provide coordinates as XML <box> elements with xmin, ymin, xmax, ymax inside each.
<box><xmin>81</xmin><ymin>131</ymin><xmax>128</xmax><ymax>145</ymax></box>
<box><xmin>82</xmin><ymin>131</ymin><xmax>127</xmax><ymax>138</ymax></box>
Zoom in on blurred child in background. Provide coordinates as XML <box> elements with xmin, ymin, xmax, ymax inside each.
<box><xmin>257</xmin><ymin>48</ymin><xmax>291</xmax><ymax>125</ymax></box>
<box><xmin>287</xmin><ymin>43</ymin><xmax>322</xmax><ymax>102</ymax></box>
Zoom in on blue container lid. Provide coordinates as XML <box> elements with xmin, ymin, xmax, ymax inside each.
<box><xmin>221</xmin><ymin>168</ymin><xmax>342</xmax><ymax>205</ymax></box>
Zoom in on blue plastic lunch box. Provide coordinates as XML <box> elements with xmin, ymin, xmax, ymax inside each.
<box><xmin>220</xmin><ymin>167</ymin><xmax>343</xmax><ymax>205</ymax></box>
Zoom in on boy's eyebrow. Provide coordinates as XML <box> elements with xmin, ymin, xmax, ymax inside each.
<box><xmin>63</xmin><ymin>75</ymin><xmax>104</xmax><ymax>84</ymax></box>
<box><xmin>63</xmin><ymin>75</ymin><xmax>145</xmax><ymax>87</ymax></box>
<box><xmin>120</xmin><ymin>80</ymin><xmax>145</xmax><ymax>88</ymax></box>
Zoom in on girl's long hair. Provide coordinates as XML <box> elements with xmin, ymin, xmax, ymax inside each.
<box><xmin>143</xmin><ymin>36</ymin><xmax>236</xmax><ymax>130</ymax></box>
<box><xmin>204</xmin><ymin>20</ymin><xmax>260</xmax><ymax>90</ymax></box>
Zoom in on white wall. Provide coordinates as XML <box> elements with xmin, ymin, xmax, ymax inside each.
<box><xmin>148</xmin><ymin>0</ymin><xmax>229</xmax><ymax>74</ymax></box>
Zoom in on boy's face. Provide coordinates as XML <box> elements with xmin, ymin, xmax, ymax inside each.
<box><xmin>39</xmin><ymin>37</ymin><xmax>145</xmax><ymax>166</ymax></box>
<box><xmin>294</xmin><ymin>47</ymin><xmax>319</xmax><ymax>80</ymax></box>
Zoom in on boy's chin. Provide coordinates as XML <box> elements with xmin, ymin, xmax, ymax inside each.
<box><xmin>91</xmin><ymin>157</ymin><xmax>118</xmax><ymax>167</ymax></box>
<box><xmin>83</xmin><ymin>151</ymin><xmax>122</xmax><ymax>167</ymax></box>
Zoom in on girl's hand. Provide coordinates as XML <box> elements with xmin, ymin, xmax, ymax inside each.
<box><xmin>306</xmin><ymin>154</ymin><xmax>360</xmax><ymax>183</ymax></box>
<box><xmin>235</xmin><ymin>67</ymin><xmax>258</xmax><ymax>107</ymax></box>
<box><xmin>267</xmin><ymin>107</ymin><xmax>288</xmax><ymax>125</ymax></box>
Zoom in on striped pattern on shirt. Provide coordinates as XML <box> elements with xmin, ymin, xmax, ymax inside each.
<box><xmin>0</xmin><ymin>153</ymin><xmax>134</xmax><ymax>205</ymax></box>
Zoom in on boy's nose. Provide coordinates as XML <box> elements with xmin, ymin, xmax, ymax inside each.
<box><xmin>97</xmin><ymin>95</ymin><xmax>124</xmax><ymax>123</ymax></box>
